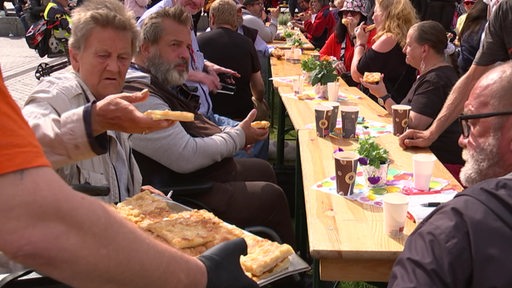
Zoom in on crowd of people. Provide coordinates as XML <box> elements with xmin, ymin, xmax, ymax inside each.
<box><xmin>2</xmin><ymin>0</ymin><xmax>512</xmax><ymax>286</ymax></box>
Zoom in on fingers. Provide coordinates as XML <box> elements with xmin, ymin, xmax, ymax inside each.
<box><xmin>112</xmin><ymin>89</ymin><xmax>150</xmax><ymax>104</ymax></box>
<box><xmin>138</xmin><ymin>119</ymin><xmax>177</xmax><ymax>134</ymax></box>
<box><xmin>398</xmin><ymin>129</ymin><xmax>427</xmax><ymax>149</ymax></box>
<box><xmin>229</xmin><ymin>238</ymin><xmax>248</xmax><ymax>256</ymax></box>
<box><xmin>218</xmin><ymin>68</ymin><xmax>240</xmax><ymax>78</ymax></box>
<box><xmin>206</xmin><ymin>73</ymin><xmax>221</xmax><ymax>91</ymax></box>
<box><xmin>398</xmin><ymin>131</ymin><xmax>411</xmax><ymax>149</ymax></box>
<box><xmin>230</xmin><ymin>71</ymin><xmax>241</xmax><ymax>78</ymax></box>
<box><xmin>244</xmin><ymin>109</ymin><xmax>258</xmax><ymax>123</ymax></box>
<box><xmin>141</xmin><ymin>185</ymin><xmax>165</xmax><ymax>196</ymax></box>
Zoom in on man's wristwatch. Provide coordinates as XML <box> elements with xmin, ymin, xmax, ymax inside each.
<box><xmin>378</xmin><ymin>94</ymin><xmax>392</xmax><ymax>106</ymax></box>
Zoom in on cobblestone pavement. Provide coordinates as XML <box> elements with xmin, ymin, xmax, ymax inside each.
<box><xmin>1</xmin><ymin>36</ymin><xmax>64</xmax><ymax>107</ymax></box>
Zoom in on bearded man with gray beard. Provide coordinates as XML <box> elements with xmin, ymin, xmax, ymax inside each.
<box><xmin>388</xmin><ymin>61</ymin><xmax>512</xmax><ymax>287</ymax></box>
<box><xmin>124</xmin><ymin>6</ymin><xmax>295</xmax><ymax>246</ymax></box>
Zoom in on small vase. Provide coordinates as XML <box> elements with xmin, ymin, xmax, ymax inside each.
<box><xmin>361</xmin><ymin>162</ymin><xmax>389</xmax><ymax>188</ymax></box>
<box><xmin>303</xmin><ymin>72</ymin><xmax>312</xmax><ymax>84</ymax></box>
<box><xmin>314</xmin><ymin>84</ymin><xmax>328</xmax><ymax>99</ymax></box>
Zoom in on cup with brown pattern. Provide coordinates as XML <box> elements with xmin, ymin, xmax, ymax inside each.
<box><xmin>340</xmin><ymin>105</ymin><xmax>359</xmax><ymax>138</ymax></box>
<box><xmin>391</xmin><ymin>104</ymin><xmax>412</xmax><ymax>136</ymax></box>
<box><xmin>314</xmin><ymin>105</ymin><xmax>333</xmax><ymax>137</ymax></box>
<box><xmin>333</xmin><ymin>151</ymin><xmax>359</xmax><ymax>196</ymax></box>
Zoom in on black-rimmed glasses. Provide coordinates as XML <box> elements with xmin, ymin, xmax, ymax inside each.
<box><xmin>458</xmin><ymin>111</ymin><xmax>512</xmax><ymax>138</ymax></box>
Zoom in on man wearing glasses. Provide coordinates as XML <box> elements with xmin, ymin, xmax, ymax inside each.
<box><xmin>399</xmin><ymin>0</ymin><xmax>512</xmax><ymax>151</ymax></box>
<box><xmin>389</xmin><ymin>62</ymin><xmax>512</xmax><ymax>287</ymax></box>
<box><xmin>242</xmin><ymin>0</ymin><xmax>279</xmax><ymax>43</ymax></box>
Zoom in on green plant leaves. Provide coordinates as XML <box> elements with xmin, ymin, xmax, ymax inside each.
<box><xmin>309</xmin><ymin>58</ymin><xmax>338</xmax><ymax>86</ymax></box>
<box><xmin>300</xmin><ymin>57</ymin><xmax>318</xmax><ymax>72</ymax></box>
<box><xmin>356</xmin><ymin>137</ymin><xmax>389</xmax><ymax>169</ymax></box>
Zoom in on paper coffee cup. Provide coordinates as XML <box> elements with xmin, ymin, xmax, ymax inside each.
<box><xmin>324</xmin><ymin>101</ymin><xmax>339</xmax><ymax>133</ymax></box>
<box><xmin>333</xmin><ymin>151</ymin><xmax>359</xmax><ymax>196</ymax></box>
<box><xmin>314</xmin><ymin>105</ymin><xmax>333</xmax><ymax>137</ymax></box>
<box><xmin>391</xmin><ymin>104</ymin><xmax>411</xmax><ymax>136</ymax></box>
<box><xmin>340</xmin><ymin>106</ymin><xmax>359</xmax><ymax>138</ymax></box>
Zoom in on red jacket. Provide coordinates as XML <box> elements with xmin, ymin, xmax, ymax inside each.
<box><xmin>304</xmin><ymin>6</ymin><xmax>335</xmax><ymax>48</ymax></box>
<box><xmin>320</xmin><ymin>29</ymin><xmax>376</xmax><ymax>71</ymax></box>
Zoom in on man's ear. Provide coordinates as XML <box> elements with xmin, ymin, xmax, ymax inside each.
<box><xmin>422</xmin><ymin>45</ymin><xmax>428</xmax><ymax>57</ymax></box>
<box><xmin>69</xmin><ymin>47</ymin><xmax>80</xmax><ymax>72</ymax></box>
<box><xmin>139</xmin><ymin>42</ymin><xmax>152</xmax><ymax>57</ymax></box>
<box><xmin>209</xmin><ymin>13</ymin><xmax>215</xmax><ymax>28</ymax></box>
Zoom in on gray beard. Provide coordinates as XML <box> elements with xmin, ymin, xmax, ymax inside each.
<box><xmin>460</xmin><ymin>134</ymin><xmax>503</xmax><ymax>187</ymax></box>
<box><xmin>146</xmin><ymin>51</ymin><xmax>188</xmax><ymax>87</ymax></box>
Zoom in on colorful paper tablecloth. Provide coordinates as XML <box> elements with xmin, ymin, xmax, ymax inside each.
<box><xmin>305</xmin><ymin>119</ymin><xmax>392</xmax><ymax>138</ymax></box>
<box><xmin>312</xmin><ymin>168</ymin><xmax>459</xmax><ymax>222</ymax></box>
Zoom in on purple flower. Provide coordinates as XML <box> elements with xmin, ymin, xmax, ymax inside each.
<box><xmin>368</xmin><ymin>176</ymin><xmax>381</xmax><ymax>185</ymax></box>
<box><xmin>358</xmin><ymin>157</ymin><xmax>369</xmax><ymax>165</ymax></box>
<box><xmin>334</xmin><ymin>147</ymin><xmax>344</xmax><ymax>153</ymax></box>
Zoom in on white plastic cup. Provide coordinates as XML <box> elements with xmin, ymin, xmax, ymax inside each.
<box><xmin>383</xmin><ymin>193</ymin><xmax>409</xmax><ymax>237</ymax></box>
<box><xmin>412</xmin><ymin>153</ymin><xmax>437</xmax><ymax>191</ymax></box>
<box><xmin>327</xmin><ymin>81</ymin><xmax>340</xmax><ymax>102</ymax></box>
<box><xmin>284</xmin><ymin>50</ymin><xmax>292</xmax><ymax>61</ymax></box>
<box><xmin>293</xmin><ymin>48</ymin><xmax>302</xmax><ymax>60</ymax></box>
<box><xmin>292</xmin><ymin>75</ymin><xmax>304</xmax><ymax>96</ymax></box>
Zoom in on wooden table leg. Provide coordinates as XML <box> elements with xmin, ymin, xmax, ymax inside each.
<box><xmin>276</xmin><ymin>91</ymin><xmax>286</xmax><ymax>168</ymax></box>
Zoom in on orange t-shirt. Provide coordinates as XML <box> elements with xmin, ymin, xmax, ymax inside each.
<box><xmin>0</xmin><ymin>71</ymin><xmax>50</xmax><ymax>174</ymax></box>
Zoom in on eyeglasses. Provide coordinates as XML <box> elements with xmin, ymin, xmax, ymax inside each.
<box><xmin>458</xmin><ymin>111</ymin><xmax>512</xmax><ymax>138</ymax></box>
<box><xmin>463</xmin><ymin>1</ymin><xmax>475</xmax><ymax>5</ymax></box>
<box><xmin>342</xmin><ymin>10</ymin><xmax>359</xmax><ymax>16</ymax></box>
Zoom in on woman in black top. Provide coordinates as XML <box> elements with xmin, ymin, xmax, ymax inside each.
<box><xmin>350</xmin><ymin>0</ymin><xmax>418</xmax><ymax>104</ymax></box>
<box><xmin>361</xmin><ymin>21</ymin><xmax>464</xmax><ymax>178</ymax></box>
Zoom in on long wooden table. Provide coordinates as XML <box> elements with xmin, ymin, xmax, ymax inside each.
<box><xmin>270</xmin><ymin>54</ymin><xmax>464</xmax><ymax>282</ymax></box>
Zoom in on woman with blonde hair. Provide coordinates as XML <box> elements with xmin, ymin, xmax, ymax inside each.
<box><xmin>350</xmin><ymin>0</ymin><xmax>418</xmax><ymax>104</ymax></box>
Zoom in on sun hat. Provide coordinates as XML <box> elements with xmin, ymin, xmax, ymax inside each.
<box><xmin>339</xmin><ymin>0</ymin><xmax>368</xmax><ymax>17</ymax></box>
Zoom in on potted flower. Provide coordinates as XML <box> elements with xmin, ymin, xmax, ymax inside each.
<box><xmin>310</xmin><ymin>56</ymin><xmax>338</xmax><ymax>98</ymax></box>
<box><xmin>300</xmin><ymin>56</ymin><xmax>318</xmax><ymax>83</ymax></box>
<box><xmin>290</xmin><ymin>36</ymin><xmax>304</xmax><ymax>48</ymax></box>
<box><xmin>357</xmin><ymin>136</ymin><xmax>390</xmax><ymax>187</ymax></box>
<box><xmin>282</xmin><ymin>29</ymin><xmax>294</xmax><ymax>43</ymax></box>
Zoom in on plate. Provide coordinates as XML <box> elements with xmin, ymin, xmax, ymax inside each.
<box><xmin>257</xmin><ymin>254</ymin><xmax>310</xmax><ymax>286</ymax></box>
<box><xmin>159</xmin><ymin>196</ymin><xmax>311</xmax><ymax>286</ymax></box>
